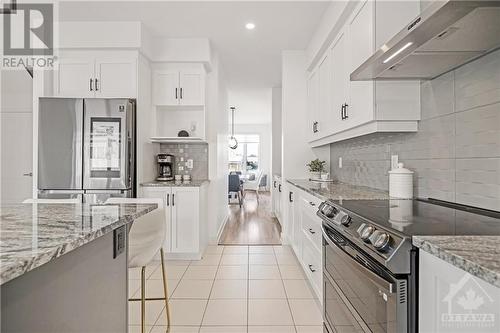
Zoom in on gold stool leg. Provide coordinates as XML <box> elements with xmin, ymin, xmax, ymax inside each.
<box><xmin>160</xmin><ymin>248</ymin><xmax>171</xmax><ymax>332</ymax></box>
<box><xmin>141</xmin><ymin>266</ymin><xmax>146</xmax><ymax>333</ymax></box>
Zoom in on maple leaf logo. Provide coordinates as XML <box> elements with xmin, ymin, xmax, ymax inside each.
<box><xmin>457</xmin><ymin>289</ymin><xmax>484</xmax><ymax>311</ymax></box>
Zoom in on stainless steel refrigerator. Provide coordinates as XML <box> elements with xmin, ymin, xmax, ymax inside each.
<box><xmin>38</xmin><ymin>98</ymin><xmax>136</xmax><ymax>203</ymax></box>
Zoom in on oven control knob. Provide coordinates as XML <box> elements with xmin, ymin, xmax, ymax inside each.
<box><xmin>373</xmin><ymin>233</ymin><xmax>391</xmax><ymax>251</ymax></box>
<box><xmin>360</xmin><ymin>225</ymin><xmax>375</xmax><ymax>242</ymax></box>
<box><xmin>339</xmin><ymin>213</ymin><xmax>352</xmax><ymax>226</ymax></box>
<box><xmin>322</xmin><ymin>204</ymin><xmax>338</xmax><ymax>218</ymax></box>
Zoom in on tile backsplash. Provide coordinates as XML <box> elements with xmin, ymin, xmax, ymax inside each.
<box><xmin>159</xmin><ymin>143</ymin><xmax>209</xmax><ymax>180</ymax></box>
<box><xmin>329</xmin><ymin>49</ymin><xmax>500</xmax><ymax>211</ymax></box>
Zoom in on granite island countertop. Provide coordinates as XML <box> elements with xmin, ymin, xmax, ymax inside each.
<box><xmin>287</xmin><ymin>179</ymin><xmax>389</xmax><ymax>201</ymax></box>
<box><xmin>141</xmin><ymin>179</ymin><xmax>209</xmax><ymax>187</ymax></box>
<box><xmin>0</xmin><ymin>203</ymin><xmax>157</xmax><ymax>285</ymax></box>
<box><xmin>414</xmin><ymin>236</ymin><xmax>500</xmax><ymax>288</ymax></box>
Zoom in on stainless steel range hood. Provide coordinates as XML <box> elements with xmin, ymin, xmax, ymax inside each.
<box><xmin>351</xmin><ymin>0</ymin><xmax>500</xmax><ymax>81</ymax></box>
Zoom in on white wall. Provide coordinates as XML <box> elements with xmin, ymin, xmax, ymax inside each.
<box><xmin>136</xmin><ymin>55</ymin><xmax>159</xmax><ymax>195</ymax></box>
<box><xmin>234</xmin><ymin>123</ymin><xmax>272</xmax><ymax>190</ymax></box>
<box><xmin>282</xmin><ymin>51</ymin><xmax>318</xmax><ymax>180</ymax></box>
<box><xmin>0</xmin><ymin>70</ymin><xmax>34</xmax><ymax>203</ymax></box>
<box><xmin>272</xmin><ymin>87</ymin><xmax>282</xmax><ymax>177</ymax></box>
<box><xmin>206</xmin><ymin>51</ymin><xmax>229</xmax><ymax>244</ymax></box>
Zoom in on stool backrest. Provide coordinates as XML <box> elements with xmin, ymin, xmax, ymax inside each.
<box><xmin>105</xmin><ymin>198</ymin><xmax>165</xmax><ymax>268</ymax></box>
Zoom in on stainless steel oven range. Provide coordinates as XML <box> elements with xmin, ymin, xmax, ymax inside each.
<box><xmin>318</xmin><ymin>200</ymin><xmax>416</xmax><ymax>333</ymax></box>
<box><xmin>317</xmin><ymin>198</ymin><xmax>500</xmax><ymax>333</ymax></box>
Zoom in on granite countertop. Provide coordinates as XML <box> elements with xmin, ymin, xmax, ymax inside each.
<box><xmin>287</xmin><ymin>179</ymin><xmax>389</xmax><ymax>201</ymax></box>
<box><xmin>141</xmin><ymin>179</ymin><xmax>209</xmax><ymax>187</ymax></box>
<box><xmin>414</xmin><ymin>236</ymin><xmax>500</xmax><ymax>288</ymax></box>
<box><xmin>0</xmin><ymin>203</ymin><xmax>157</xmax><ymax>285</ymax></box>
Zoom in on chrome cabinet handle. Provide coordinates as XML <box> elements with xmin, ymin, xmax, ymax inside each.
<box><xmin>172</xmin><ymin>194</ymin><xmax>175</xmax><ymax>206</ymax></box>
<box><xmin>180</xmin><ymin>87</ymin><xmax>183</xmax><ymax>99</ymax></box>
<box><xmin>175</xmin><ymin>88</ymin><xmax>178</xmax><ymax>99</ymax></box>
<box><xmin>309</xmin><ymin>228</ymin><xmax>315</xmax><ymax>235</ymax></box>
<box><xmin>23</xmin><ymin>172</ymin><xmax>33</xmax><ymax>177</ymax></box>
<box><xmin>90</xmin><ymin>78</ymin><xmax>93</xmax><ymax>91</ymax></box>
<box><xmin>166</xmin><ymin>194</ymin><xmax>170</xmax><ymax>206</ymax></box>
<box><xmin>94</xmin><ymin>78</ymin><xmax>99</xmax><ymax>91</ymax></box>
<box><xmin>308</xmin><ymin>264</ymin><xmax>316</xmax><ymax>273</ymax></box>
<box><xmin>289</xmin><ymin>192</ymin><xmax>293</xmax><ymax>202</ymax></box>
<box><xmin>309</xmin><ymin>201</ymin><xmax>316</xmax><ymax>206</ymax></box>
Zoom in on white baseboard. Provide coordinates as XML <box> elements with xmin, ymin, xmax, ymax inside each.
<box><xmin>214</xmin><ymin>214</ymin><xmax>229</xmax><ymax>245</ymax></box>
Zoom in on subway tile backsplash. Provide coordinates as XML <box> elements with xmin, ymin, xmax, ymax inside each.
<box><xmin>159</xmin><ymin>143</ymin><xmax>209</xmax><ymax>180</ymax></box>
<box><xmin>329</xmin><ymin>49</ymin><xmax>500</xmax><ymax>211</ymax></box>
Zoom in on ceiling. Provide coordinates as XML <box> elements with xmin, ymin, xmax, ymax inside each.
<box><xmin>58</xmin><ymin>1</ymin><xmax>329</xmax><ymax>90</ymax></box>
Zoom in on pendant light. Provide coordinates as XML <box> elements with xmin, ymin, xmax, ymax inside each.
<box><xmin>229</xmin><ymin>106</ymin><xmax>238</xmax><ymax>149</ymax></box>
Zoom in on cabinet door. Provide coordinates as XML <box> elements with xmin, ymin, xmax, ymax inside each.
<box><xmin>154</xmin><ymin>71</ymin><xmax>179</xmax><ymax>106</ymax></box>
<box><xmin>171</xmin><ymin>187</ymin><xmax>199</xmax><ymax>253</ymax></box>
<box><xmin>95</xmin><ymin>57</ymin><xmax>137</xmax><ymax>98</ymax></box>
<box><xmin>347</xmin><ymin>0</ymin><xmax>375</xmax><ymax>127</ymax></box>
<box><xmin>317</xmin><ymin>54</ymin><xmax>331</xmax><ymax>135</ymax></box>
<box><xmin>330</xmin><ymin>29</ymin><xmax>348</xmax><ymax>133</ymax></box>
<box><xmin>142</xmin><ymin>188</ymin><xmax>172</xmax><ymax>252</ymax></box>
<box><xmin>179</xmin><ymin>71</ymin><xmax>204</xmax><ymax>106</ymax></box>
<box><xmin>307</xmin><ymin>71</ymin><xmax>319</xmax><ymax>140</ymax></box>
<box><xmin>54</xmin><ymin>57</ymin><xmax>95</xmax><ymax>97</ymax></box>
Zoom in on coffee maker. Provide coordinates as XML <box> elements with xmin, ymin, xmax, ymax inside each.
<box><xmin>156</xmin><ymin>154</ymin><xmax>174</xmax><ymax>181</ymax></box>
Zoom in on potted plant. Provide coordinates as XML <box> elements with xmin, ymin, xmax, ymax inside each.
<box><xmin>307</xmin><ymin>159</ymin><xmax>326</xmax><ymax>180</ymax></box>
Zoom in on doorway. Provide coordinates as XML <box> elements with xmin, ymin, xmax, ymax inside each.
<box><xmin>221</xmin><ymin>132</ymin><xmax>281</xmax><ymax>245</ymax></box>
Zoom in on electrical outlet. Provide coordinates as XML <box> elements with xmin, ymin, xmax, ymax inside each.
<box><xmin>338</xmin><ymin>157</ymin><xmax>342</xmax><ymax>168</ymax></box>
<box><xmin>391</xmin><ymin>155</ymin><xmax>399</xmax><ymax>170</ymax></box>
<box><xmin>187</xmin><ymin>159</ymin><xmax>193</xmax><ymax>169</ymax></box>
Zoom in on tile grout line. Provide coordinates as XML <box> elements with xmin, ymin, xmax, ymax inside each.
<box><xmin>274</xmin><ymin>246</ymin><xmax>299</xmax><ymax>333</ymax></box>
<box><xmin>197</xmin><ymin>249</ymin><xmax>223</xmax><ymax>332</ymax></box>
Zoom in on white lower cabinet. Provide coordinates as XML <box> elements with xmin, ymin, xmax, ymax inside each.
<box><xmin>284</xmin><ymin>182</ymin><xmax>323</xmax><ymax>302</ymax></box>
<box><xmin>142</xmin><ymin>185</ymin><xmax>207</xmax><ymax>259</ymax></box>
<box><xmin>272</xmin><ymin>176</ymin><xmax>282</xmax><ymax>223</ymax></box>
<box><xmin>419</xmin><ymin>251</ymin><xmax>500</xmax><ymax>333</ymax></box>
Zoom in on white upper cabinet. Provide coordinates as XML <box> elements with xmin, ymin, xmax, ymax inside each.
<box><xmin>329</xmin><ymin>28</ymin><xmax>349</xmax><ymax>134</ymax></box>
<box><xmin>53</xmin><ymin>51</ymin><xmax>137</xmax><ymax>98</ymax></box>
<box><xmin>95</xmin><ymin>57</ymin><xmax>137</xmax><ymax>98</ymax></box>
<box><xmin>317</xmin><ymin>53</ymin><xmax>331</xmax><ymax>135</ymax></box>
<box><xmin>54</xmin><ymin>57</ymin><xmax>95</xmax><ymax>98</ymax></box>
<box><xmin>308</xmin><ymin>0</ymin><xmax>421</xmax><ymax>147</ymax></box>
<box><xmin>307</xmin><ymin>70</ymin><xmax>319</xmax><ymax>140</ymax></box>
<box><xmin>153</xmin><ymin>71</ymin><xmax>179</xmax><ymax>106</ymax></box>
<box><xmin>153</xmin><ymin>65</ymin><xmax>205</xmax><ymax>106</ymax></box>
<box><xmin>179</xmin><ymin>71</ymin><xmax>204</xmax><ymax>106</ymax></box>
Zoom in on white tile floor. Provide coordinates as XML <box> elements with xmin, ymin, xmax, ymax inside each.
<box><xmin>128</xmin><ymin>245</ymin><xmax>323</xmax><ymax>333</ymax></box>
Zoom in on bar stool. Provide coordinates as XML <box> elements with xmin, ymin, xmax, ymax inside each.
<box><xmin>106</xmin><ymin>198</ymin><xmax>171</xmax><ymax>333</ymax></box>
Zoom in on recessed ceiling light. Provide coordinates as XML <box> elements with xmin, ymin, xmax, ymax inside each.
<box><xmin>245</xmin><ymin>22</ymin><xmax>256</xmax><ymax>30</ymax></box>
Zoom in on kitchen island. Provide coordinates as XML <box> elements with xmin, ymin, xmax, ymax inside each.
<box><xmin>415</xmin><ymin>236</ymin><xmax>500</xmax><ymax>332</ymax></box>
<box><xmin>0</xmin><ymin>202</ymin><xmax>157</xmax><ymax>332</ymax></box>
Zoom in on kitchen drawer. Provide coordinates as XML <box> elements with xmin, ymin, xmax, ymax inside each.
<box><xmin>301</xmin><ymin>234</ymin><xmax>323</xmax><ymax>299</ymax></box>
<box><xmin>301</xmin><ymin>214</ymin><xmax>322</xmax><ymax>253</ymax></box>
<box><xmin>300</xmin><ymin>190</ymin><xmax>322</xmax><ymax>214</ymax></box>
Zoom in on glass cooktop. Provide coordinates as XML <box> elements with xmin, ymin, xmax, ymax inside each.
<box><xmin>332</xmin><ymin>198</ymin><xmax>500</xmax><ymax>237</ymax></box>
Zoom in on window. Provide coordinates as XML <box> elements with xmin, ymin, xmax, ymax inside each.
<box><xmin>228</xmin><ymin>134</ymin><xmax>260</xmax><ymax>173</ymax></box>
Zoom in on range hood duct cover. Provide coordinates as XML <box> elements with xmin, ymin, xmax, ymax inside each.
<box><xmin>351</xmin><ymin>0</ymin><xmax>500</xmax><ymax>81</ymax></box>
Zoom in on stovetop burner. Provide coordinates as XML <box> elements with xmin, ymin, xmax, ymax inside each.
<box><xmin>332</xmin><ymin>198</ymin><xmax>500</xmax><ymax>237</ymax></box>
<box><xmin>317</xmin><ymin>198</ymin><xmax>500</xmax><ymax>274</ymax></box>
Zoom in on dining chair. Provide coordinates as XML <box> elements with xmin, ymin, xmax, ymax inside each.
<box><xmin>243</xmin><ymin>170</ymin><xmax>264</xmax><ymax>202</ymax></box>
<box><xmin>228</xmin><ymin>174</ymin><xmax>242</xmax><ymax>208</ymax></box>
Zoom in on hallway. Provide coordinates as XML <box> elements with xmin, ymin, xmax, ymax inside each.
<box><xmin>219</xmin><ymin>192</ymin><xmax>282</xmax><ymax>245</ymax></box>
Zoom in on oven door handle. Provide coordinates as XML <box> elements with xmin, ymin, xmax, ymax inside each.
<box><xmin>322</xmin><ymin>227</ymin><xmax>395</xmax><ymax>295</ymax></box>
